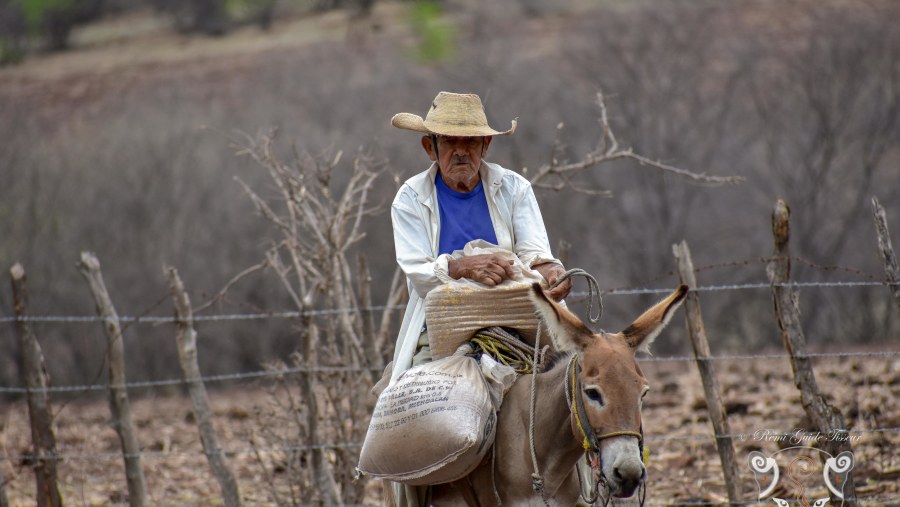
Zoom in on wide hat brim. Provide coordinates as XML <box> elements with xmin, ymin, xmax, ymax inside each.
<box><xmin>391</xmin><ymin>112</ymin><xmax>517</xmax><ymax>137</ymax></box>
<box><xmin>391</xmin><ymin>91</ymin><xmax>517</xmax><ymax>137</ymax></box>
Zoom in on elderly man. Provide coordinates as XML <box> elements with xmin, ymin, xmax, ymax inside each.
<box><xmin>389</xmin><ymin>91</ymin><xmax>572</xmax><ymax>377</ymax></box>
<box><xmin>385</xmin><ymin>91</ymin><xmax>572</xmax><ymax>506</ymax></box>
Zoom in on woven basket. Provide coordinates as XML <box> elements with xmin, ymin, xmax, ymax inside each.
<box><xmin>425</xmin><ymin>282</ymin><xmax>550</xmax><ymax>360</ymax></box>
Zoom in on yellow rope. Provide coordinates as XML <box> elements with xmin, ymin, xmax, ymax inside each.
<box><xmin>569</xmin><ymin>357</ymin><xmax>592</xmax><ymax>451</ymax></box>
<box><xmin>470</xmin><ymin>332</ymin><xmax>535</xmax><ymax>374</ymax></box>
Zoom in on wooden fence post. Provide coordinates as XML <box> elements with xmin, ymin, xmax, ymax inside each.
<box><xmin>164</xmin><ymin>266</ymin><xmax>242</xmax><ymax>507</ymax></box>
<box><xmin>672</xmin><ymin>241</ymin><xmax>742</xmax><ymax>504</ymax></box>
<box><xmin>9</xmin><ymin>263</ymin><xmax>63</xmax><ymax>507</ymax></box>
<box><xmin>766</xmin><ymin>199</ymin><xmax>857</xmax><ymax>506</ymax></box>
<box><xmin>78</xmin><ymin>252</ymin><xmax>147</xmax><ymax>507</ymax></box>
<box><xmin>871</xmin><ymin>196</ymin><xmax>900</xmax><ymax>311</ymax></box>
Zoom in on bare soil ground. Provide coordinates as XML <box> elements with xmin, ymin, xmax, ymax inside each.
<box><xmin>1</xmin><ymin>352</ymin><xmax>897</xmax><ymax>506</ymax></box>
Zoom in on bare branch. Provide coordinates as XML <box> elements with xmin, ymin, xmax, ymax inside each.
<box><xmin>531</xmin><ymin>180</ymin><xmax>613</xmax><ymax>197</ymax></box>
<box><xmin>235</xmin><ymin>177</ymin><xmax>291</xmax><ymax>233</ymax></box>
<box><xmin>596</xmin><ymin>91</ymin><xmax>619</xmax><ymax>154</ymax></box>
<box><xmin>195</xmin><ymin>259</ymin><xmax>270</xmax><ymax>314</ymax></box>
<box><xmin>623</xmin><ymin>151</ymin><xmax>744</xmax><ymax>185</ymax></box>
<box><xmin>529</xmin><ymin>90</ymin><xmax>744</xmax><ymax>191</ymax></box>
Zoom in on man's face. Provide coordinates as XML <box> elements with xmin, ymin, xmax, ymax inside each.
<box><xmin>421</xmin><ymin>135</ymin><xmax>492</xmax><ymax>192</ymax></box>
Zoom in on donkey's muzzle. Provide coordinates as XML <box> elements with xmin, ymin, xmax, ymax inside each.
<box><xmin>610</xmin><ymin>459</ymin><xmax>645</xmax><ymax>498</ymax></box>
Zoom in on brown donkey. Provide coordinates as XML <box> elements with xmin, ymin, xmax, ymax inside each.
<box><xmin>429</xmin><ymin>283</ymin><xmax>688</xmax><ymax>506</ymax></box>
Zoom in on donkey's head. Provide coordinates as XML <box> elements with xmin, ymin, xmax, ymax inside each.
<box><xmin>530</xmin><ymin>284</ymin><xmax>688</xmax><ymax>498</ymax></box>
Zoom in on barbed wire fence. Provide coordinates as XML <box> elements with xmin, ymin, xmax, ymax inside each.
<box><xmin>4</xmin><ymin>275</ymin><xmax>899</xmax><ymax>503</ymax></box>
<box><xmin>0</xmin><ymin>277</ymin><xmax>898</xmax><ymax>395</ymax></box>
<box><xmin>4</xmin><ymin>196</ymin><xmax>900</xmax><ymax>507</ymax></box>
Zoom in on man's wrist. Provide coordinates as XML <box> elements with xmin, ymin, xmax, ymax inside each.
<box><xmin>532</xmin><ymin>260</ymin><xmax>563</xmax><ymax>272</ymax></box>
<box><xmin>533</xmin><ymin>260</ymin><xmax>564</xmax><ymax>276</ymax></box>
<box><xmin>448</xmin><ymin>258</ymin><xmax>461</xmax><ymax>279</ymax></box>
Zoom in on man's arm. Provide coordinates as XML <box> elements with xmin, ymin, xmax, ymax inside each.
<box><xmin>391</xmin><ymin>192</ymin><xmax>447</xmax><ymax>298</ymax></box>
<box><xmin>511</xmin><ymin>181</ymin><xmax>572</xmax><ymax>301</ymax></box>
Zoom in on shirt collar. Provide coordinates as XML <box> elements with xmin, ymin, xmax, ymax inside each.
<box><xmin>411</xmin><ymin>160</ymin><xmax>503</xmax><ymax>207</ymax></box>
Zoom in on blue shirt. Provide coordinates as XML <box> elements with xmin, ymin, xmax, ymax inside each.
<box><xmin>435</xmin><ymin>173</ymin><xmax>498</xmax><ymax>255</ymax></box>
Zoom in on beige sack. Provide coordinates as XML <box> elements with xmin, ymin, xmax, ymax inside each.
<box><xmin>357</xmin><ymin>350</ymin><xmax>496</xmax><ymax>485</ymax></box>
<box><xmin>425</xmin><ymin>241</ymin><xmax>553</xmax><ymax>360</ymax></box>
<box><xmin>426</xmin><ymin>282</ymin><xmax>551</xmax><ymax>360</ymax></box>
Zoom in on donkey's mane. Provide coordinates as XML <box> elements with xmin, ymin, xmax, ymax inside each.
<box><xmin>537</xmin><ymin>349</ymin><xmax>575</xmax><ymax>373</ymax></box>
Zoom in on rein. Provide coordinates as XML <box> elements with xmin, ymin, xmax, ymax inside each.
<box><xmin>525</xmin><ymin>268</ymin><xmax>607</xmax><ymax>505</ymax></box>
<box><xmin>565</xmin><ymin>354</ymin><xmax>646</xmax><ymax>505</ymax></box>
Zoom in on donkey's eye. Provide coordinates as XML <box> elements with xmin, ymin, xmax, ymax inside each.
<box><xmin>584</xmin><ymin>388</ymin><xmax>604</xmax><ymax>406</ymax></box>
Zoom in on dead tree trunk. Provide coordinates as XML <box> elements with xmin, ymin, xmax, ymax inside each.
<box><xmin>165</xmin><ymin>266</ymin><xmax>242</xmax><ymax>507</ymax></box>
<box><xmin>672</xmin><ymin>241</ymin><xmax>742</xmax><ymax>504</ymax></box>
<box><xmin>299</xmin><ymin>316</ymin><xmax>342</xmax><ymax>505</ymax></box>
<box><xmin>871</xmin><ymin>197</ymin><xmax>900</xmax><ymax>311</ymax></box>
<box><xmin>78</xmin><ymin>252</ymin><xmax>147</xmax><ymax>507</ymax></box>
<box><xmin>357</xmin><ymin>255</ymin><xmax>381</xmax><ymax>384</ymax></box>
<box><xmin>9</xmin><ymin>263</ymin><xmax>63</xmax><ymax>507</ymax></box>
<box><xmin>766</xmin><ymin>200</ymin><xmax>857</xmax><ymax>506</ymax></box>
<box><xmin>0</xmin><ymin>476</ymin><xmax>9</xmax><ymax>507</ymax></box>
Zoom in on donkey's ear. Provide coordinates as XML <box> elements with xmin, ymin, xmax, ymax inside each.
<box><xmin>529</xmin><ymin>283</ymin><xmax>594</xmax><ymax>352</ymax></box>
<box><xmin>622</xmin><ymin>285</ymin><xmax>688</xmax><ymax>353</ymax></box>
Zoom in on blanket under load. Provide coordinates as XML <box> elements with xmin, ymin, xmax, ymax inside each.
<box><xmin>426</xmin><ymin>244</ymin><xmax>555</xmax><ymax>360</ymax></box>
<box><xmin>427</xmin><ymin>282</ymin><xmax>555</xmax><ymax>359</ymax></box>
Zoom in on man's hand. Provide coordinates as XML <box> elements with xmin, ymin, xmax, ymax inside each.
<box><xmin>534</xmin><ymin>262</ymin><xmax>572</xmax><ymax>301</ymax></box>
<box><xmin>448</xmin><ymin>254</ymin><xmax>515</xmax><ymax>286</ymax></box>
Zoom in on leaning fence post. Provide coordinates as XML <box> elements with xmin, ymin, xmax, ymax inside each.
<box><xmin>871</xmin><ymin>196</ymin><xmax>900</xmax><ymax>311</ymax></box>
<box><xmin>9</xmin><ymin>263</ymin><xmax>63</xmax><ymax>507</ymax></box>
<box><xmin>672</xmin><ymin>241</ymin><xmax>742</xmax><ymax>505</ymax></box>
<box><xmin>766</xmin><ymin>199</ymin><xmax>857</xmax><ymax>506</ymax></box>
<box><xmin>78</xmin><ymin>252</ymin><xmax>147</xmax><ymax>507</ymax></box>
<box><xmin>164</xmin><ymin>266</ymin><xmax>242</xmax><ymax>507</ymax></box>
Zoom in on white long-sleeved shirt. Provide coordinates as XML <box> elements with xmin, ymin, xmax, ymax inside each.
<box><xmin>388</xmin><ymin>160</ymin><xmax>558</xmax><ymax>383</ymax></box>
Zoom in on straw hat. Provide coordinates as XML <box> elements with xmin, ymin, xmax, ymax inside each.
<box><xmin>391</xmin><ymin>92</ymin><xmax>517</xmax><ymax>137</ymax></box>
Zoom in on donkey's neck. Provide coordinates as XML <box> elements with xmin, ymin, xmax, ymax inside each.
<box><xmin>513</xmin><ymin>355</ymin><xmax>585</xmax><ymax>497</ymax></box>
<box><xmin>541</xmin><ymin>357</ymin><xmax>586</xmax><ymax>486</ymax></box>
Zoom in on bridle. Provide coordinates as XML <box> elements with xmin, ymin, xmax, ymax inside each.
<box><xmin>516</xmin><ymin>349</ymin><xmax>647</xmax><ymax>507</ymax></box>
<box><xmin>565</xmin><ymin>354</ymin><xmax>646</xmax><ymax>506</ymax></box>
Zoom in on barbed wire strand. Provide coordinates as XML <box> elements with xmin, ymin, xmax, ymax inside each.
<box><xmin>2</xmin><ymin>279</ymin><xmax>897</xmax><ymax>324</ymax></box>
<box><xmin>0</xmin><ymin>350</ymin><xmax>897</xmax><ymax>394</ymax></box>
<box><xmin>2</xmin><ymin>427</ymin><xmax>898</xmax><ymax>462</ymax></box>
<box><xmin>0</xmin><ymin>365</ymin><xmax>383</xmax><ymax>393</ymax></box>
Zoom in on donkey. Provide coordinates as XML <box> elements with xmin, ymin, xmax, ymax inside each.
<box><xmin>429</xmin><ymin>283</ymin><xmax>688</xmax><ymax>505</ymax></box>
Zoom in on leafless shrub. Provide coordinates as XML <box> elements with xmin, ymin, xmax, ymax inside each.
<box><xmin>226</xmin><ymin>130</ymin><xmax>403</xmax><ymax>504</ymax></box>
